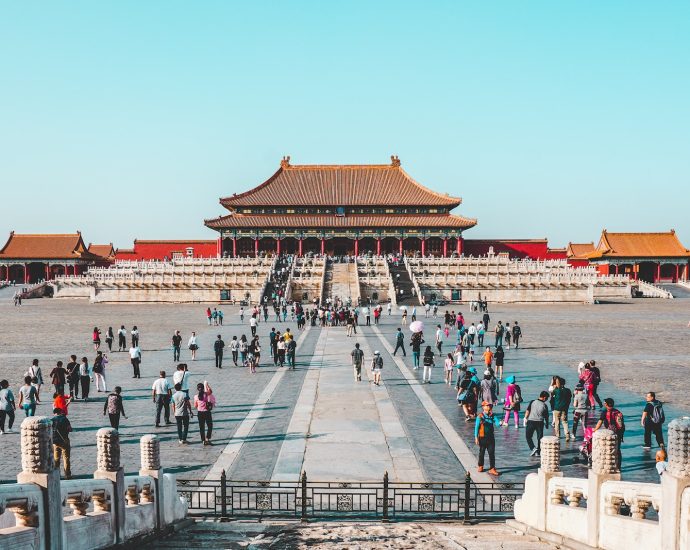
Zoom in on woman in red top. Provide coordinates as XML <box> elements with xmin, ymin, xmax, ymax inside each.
<box><xmin>193</xmin><ymin>382</ymin><xmax>216</xmax><ymax>446</ymax></box>
<box><xmin>53</xmin><ymin>392</ymin><xmax>71</xmax><ymax>415</ymax></box>
<box><xmin>92</xmin><ymin>327</ymin><xmax>101</xmax><ymax>351</ymax></box>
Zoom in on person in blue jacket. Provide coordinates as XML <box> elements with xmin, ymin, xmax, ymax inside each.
<box><xmin>474</xmin><ymin>400</ymin><xmax>503</xmax><ymax>475</ymax></box>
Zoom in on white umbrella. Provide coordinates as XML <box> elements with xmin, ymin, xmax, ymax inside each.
<box><xmin>410</xmin><ymin>320</ymin><xmax>424</xmax><ymax>333</ymax></box>
<box><xmin>399</xmin><ymin>305</ymin><xmax>408</xmax><ymax>311</ymax></box>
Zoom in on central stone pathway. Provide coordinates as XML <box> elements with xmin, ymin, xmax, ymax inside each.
<box><xmin>270</xmin><ymin>326</ymin><xmax>424</xmax><ymax>481</ymax></box>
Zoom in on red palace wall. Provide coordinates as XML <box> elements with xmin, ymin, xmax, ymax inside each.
<box><xmin>463</xmin><ymin>239</ymin><xmax>566</xmax><ymax>260</ymax></box>
<box><xmin>115</xmin><ymin>240</ymin><xmax>218</xmax><ymax>261</ymax></box>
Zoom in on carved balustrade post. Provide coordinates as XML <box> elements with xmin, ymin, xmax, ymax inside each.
<box><xmin>139</xmin><ymin>434</ymin><xmax>165</xmax><ymax>529</ymax></box>
<box><xmin>535</xmin><ymin>436</ymin><xmax>562</xmax><ymax>531</ymax></box>
<box><xmin>587</xmin><ymin>429</ymin><xmax>621</xmax><ymax>547</ymax></box>
<box><xmin>661</xmin><ymin>417</ymin><xmax>690</xmax><ymax>549</ymax></box>
<box><xmin>17</xmin><ymin>416</ymin><xmax>64</xmax><ymax>550</ymax></box>
<box><xmin>94</xmin><ymin>427</ymin><xmax>125</xmax><ymax>544</ymax></box>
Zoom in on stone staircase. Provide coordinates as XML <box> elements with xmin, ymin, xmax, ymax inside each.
<box><xmin>323</xmin><ymin>261</ymin><xmax>359</xmax><ymax>304</ymax></box>
<box><xmin>388</xmin><ymin>260</ymin><xmax>417</xmax><ymax>305</ymax></box>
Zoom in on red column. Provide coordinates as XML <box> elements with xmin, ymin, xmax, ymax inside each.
<box><xmin>376</xmin><ymin>238</ymin><xmax>381</xmax><ymax>256</ymax></box>
<box><xmin>216</xmin><ymin>237</ymin><xmax>222</xmax><ymax>257</ymax></box>
<box><xmin>232</xmin><ymin>238</ymin><xmax>237</xmax><ymax>257</ymax></box>
<box><xmin>421</xmin><ymin>239</ymin><xmax>426</xmax><ymax>256</ymax></box>
<box><xmin>656</xmin><ymin>262</ymin><xmax>661</xmax><ymax>283</ymax></box>
<box><xmin>320</xmin><ymin>238</ymin><xmax>325</xmax><ymax>255</ymax></box>
<box><xmin>45</xmin><ymin>264</ymin><xmax>50</xmax><ymax>280</ymax></box>
<box><xmin>298</xmin><ymin>239</ymin><xmax>303</xmax><ymax>257</ymax></box>
<box><xmin>23</xmin><ymin>263</ymin><xmax>29</xmax><ymax>284</ymax></box>
<box><xmin>456</xmin><ymin>237</ymin><xmax>463</xmax><ymax>255</ymax></box>
<box><xmin>254</xmin><ymin>238</ymin><xmax>259</xmax><ymax>257</ymax></box>
<box><xmin>354</xmin><ymin>239</ymin><xmax>359</xmax><ymax>256</ymax></box>
<box><xmin>675</xmin><ymin>264</ymin><xmax>680</xmax><ymax>283</ymax></box>
<box><xmin>442</xmin><ymin>238</ymin><xmax>448</xmax><ymax>258</ymax></box>
<box><xmin>276</xmin><ymin>238</ymin><xmax>281</xmax><ymax>255</ymax></box>
<box><xmin>399</xmin><ymin>238</ymin><xmax>403</xmax><ymax>255</ymax></box>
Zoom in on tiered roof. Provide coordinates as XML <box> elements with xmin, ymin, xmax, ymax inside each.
<box><xmin>566</xmin><ymin>242</ymin><xmax>596</xmax><ymax>260</ymax></box>
<box><xmin>88</xmin><ymin>243</ymin><xmax>116</xmax><ymax>259</ymax></box>
<box><xmin>0</xmin><ymin>232</ymin><xmax>102</xmax><ymax>261</ymax></box>
<box><xmin>587</xmin><ymin>230</ymin><xmax>690</xmax><ymax>259</ymax></box>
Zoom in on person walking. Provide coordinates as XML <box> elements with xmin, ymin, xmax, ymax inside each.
<box><xmin>512</xmin><ymin>322</ymin><xmax>522</xmax><ymax>349</ymax></box>
<box><xmin>173</xmin><ymin>363</ymin><xmax>191</xmax><ymax>397</ymax></box>
<box><xmin>214</xmin><ymin>335</ymin><xmax>225</xmax><ymax>369</ymax></box>
<box><xmin>444</xmin><ymin>353</ymin><xmax>454</xmax><ymax>385</ymax></box>
<box><xmin>482</xmin><ymin>347</ymin><xmax>493</xmax><ymax>371</ymax></box>
<box><xmin>105</xmin><ymin>327</ymin><xmax>114</xmax><ymax>352</ymax></box>
<box><xmin>66</xmin><ymin>355</ymin><xmax>80</xmax><ymax>399</ymax></box>
<box><xmin>351</xmin><ymin>343</ymin><xmax>364</xmax><ymax>381</ymax></box>
<box><xmin>286</xmin><ymin>337</ymin><xmax>296</xmax><ymax>369</ymax></box>
<box><xmin>393</xmin><ymin>328</ymin><xmax>406</xmax><ymax>356</ymax></box>
<box><xmin>475</xmin><ymin>401</ymin><xmax>502</xmax><ymax>475</ymax></box>
<box><xmin>194</xmin><ymin>382</ymin><xmax>216</xmax><ymax>445</ymax></box>
<box><xmin>250</xmin><ymin>316</ymin><xmax>257</xmax><ymax>337</ymax></box>
<box><xmin>26</xmin><ymin>359</ymin><xmax>43</xmax><ymax>393</ymax></box>
<box><xmin>502</xmin><ymin>376</ymin><xmax>522</xmax><ymax>428</ymax></box>
<box><xmin>494</xmin><ymin>346</ymin><xmax>505</xmax><ymax>381</ymax></box>
<box><xmin>129</xmin><ymin>343</ymin><xmax>142</xmax><ymax>378</ymax></box>
<box><xmin>480</xmin><ymin>370</ymin><xmax>498</xmax><ymax>406</ymax></box>
<box><xmin>152</xmin><ymin>371</ymin><xmax>173</xmax><ymax>428</ymax></box>
<box><xmin>93</xmin><ymin>352</ymin><xmax>108</xmax><ymax>392</ymax></box>
<box><xmin>551</xmin><ymin>377</ymin><xmax>572</xmax><ymax>441</ymax></box>
<box><xmin>172</xmin><ymin>330</ymin><xmax>182</xmax><ymax>362</ymax></box>
<box><xmin>188</xmin><ymin>332</ymin><xmax>198</xmax><ymax>361</ymax></box>
<box><xmin>52</xmin><ymin>408</ymin><xmax>72</xmax><ymax>479</ymax></box>
<box><xmin>103</xmin><ymin>386</ymin><xmax>127</xmax><ymax>429</ymax></box>
<box><xmin>276</xmin><ymin>337</ymin><xmax>286</xmax><ymax>367</ymax></box>
<box><xmin>0</xmin><ymin>380</ymin><xmax>16</xmax><ymax>434</ymax></box>
<box><xmin>371</xmin><ymin>351</ymin><xmax>383</xmax><ymax>386</ymax></box>
<box><xmin>422</xmin><ymin>346</ymin><xmax>434</xmax><ymax>384</ymax></box>
<box><xmin>117</xmin><ymin>326</ymin><xmax>127</xmax><ymax>351</ymax></box>
<box><xmin>494</xmin><ymin>321</ymin><xmax>504</xmax><ymax>348</ymax></box>
<box><xmin>230</xmin><ymin>336</ymin><xmax>239</xmax><ymax>366</ymax></box>
<box><xmin>79</xmin><ymin>357</ymin><xmax>92</xmax><ymax>400</ymax></box>
<box><xmin>504</xmin><ymin>323</ymin><xmax>511</xmax><ymax>349</ymax></box>
<box><xmin>588</xmin><ymin>360</ymin><xmax>603</xmax><ymax>408</ymax></box>
<box><xmin>524</xmin><ymin>391</ymin><xmax>550</xmax><ymax>456</ymax></box>
<box><xmin>593</xmin><ymin>398</ymin><xmax>625</xmax><ymax>468</ymax></box>
<box><xmin>206</xmin><ymin>307</ymin><xmax>212</xmax><ymax>325</ymax></box>
<box><xmin>131</xmin><ymin>326</ymin><xmax>139</xmax><ymax>348</ymax></box>
<box><xmin>18</xmin><ymin>376</ymin><xmax>39</xmax><ymax>417</ymax></box>
<box><xmin>92</xmin><ymin>327</ymin><xmax>101</xmax><ymax>351</ymax></box>
<box><xmin>641</xmin><ymin>392</ymin><xmax>665</xmax><ymax>450</ymax></box>
<box><xmin>477</xmin><ymin>322</ymin><xmax>485</xmax><ymax>347</ymax></box>
<box><xmin>571</xmin><ymin>384</ymin><xmax>588</xmax><ymax>439</ymax></box>
<box><xmin>435</xmin><ymin>325</ymin><xmax>443</xmax><ymax>355</ymax></box>
<box><xmin>171</xmin><ymin>383</ymin><xmax>192</xmax><ymax>444</ymax></box>
<box><xmin>50</xmin><ymin>361</ymin><xmax>68</xmax><ymax>396</ymax></box>
<box><xmin>410</xmin><ymin>332</ymin><xmax>424</xmax><ymax>369</ymax></box>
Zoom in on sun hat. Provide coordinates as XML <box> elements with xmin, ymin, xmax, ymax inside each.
<box><xmin>505</xmin><ymin>375</ymin><xmax>516</xmax><ymax>384</ymax></box>
<box><xmin>481</xmin><ymin>401</ymin><xmax>493</xmax><ymax>407</ymax></box>
<box><xmin>468</xmin><ymin>367</ymin><xmax>477</xmax><ymax>374</ymax></box>
<box><xmin>374</xmin><ymin>351</ymin><xmax>380</xmax><ymax>355</ymax></box>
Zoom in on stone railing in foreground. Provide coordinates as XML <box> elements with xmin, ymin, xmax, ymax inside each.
<box><xmin>510</xmin><ymin>417</ymin><xmax>690</xmax><ymax>550</ymax></box>
<box><xmin>0</xmin><ymin>418</ymin><xmax>187</xmax><ymax>550</ymax></box>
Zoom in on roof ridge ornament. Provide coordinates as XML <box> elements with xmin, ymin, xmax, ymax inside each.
<box><xmin>280</xmin><ymin>156</ymin><xmax>291</xmax><ymax>168</ymax></box>
<box><xmin>390</xmin><ymin>155</ymin><xmax>401</xmax><ymax>167</ymax></box>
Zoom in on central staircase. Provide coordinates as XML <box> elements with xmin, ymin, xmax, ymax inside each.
<box><xmin>388</xmin><ymin>260</ymin><xmax>417</xmax><ymax>305</ymax></box>
<box><xmin>323</xmin><ymin>261</ymin><xmax>359</xmax><ymax>304</ymax></box>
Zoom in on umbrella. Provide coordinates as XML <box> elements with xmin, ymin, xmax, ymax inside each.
<box><xmin>399</xmin><ymin>305</ymin><xmax>408</xmax><ymax>311</ymax></box>
<box><xmin>410</xmin><ymin>320</ymin><xmax>424</xmax><ymax>333</ymax></box>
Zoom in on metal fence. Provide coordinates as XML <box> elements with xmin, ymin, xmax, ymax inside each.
<box><xmin>176</xmin><ymin>471</ymin><xmax>524</xmax><ymax>522</ymax></box>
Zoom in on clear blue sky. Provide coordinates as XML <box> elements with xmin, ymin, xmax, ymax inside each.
<box><xmin>2</xmin><ymin>2</ymin><xmax>689</xmax><ymax>249</ymax></box>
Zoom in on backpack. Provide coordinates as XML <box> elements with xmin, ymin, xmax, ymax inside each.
<box><xmin>650</xmin><ymin>401</ymin><xmax>665</xmax><ymax>424</ymax></box>
<box><xmin>513</xmin><ymin>384</ymin><xmax>523</xmax><ymax>404</ymax></box>
<box><xmin>608</xmin><ymin>409</ymin><xmax>625</xmax><ymax>435</ymax></box>
<box><xmin>92</xmin><ymin>358</ymin><xmax>103</xmax><ymax>374</ymax></box>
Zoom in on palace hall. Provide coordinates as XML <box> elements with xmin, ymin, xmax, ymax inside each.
<box><xmin>205</xmin><ymin>156</ymin><xmax>477</xmax><ymax>257</ymax></box>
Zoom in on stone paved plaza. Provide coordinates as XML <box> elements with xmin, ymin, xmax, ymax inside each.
<box><xmin>0</xmin><ymin>290</ymin><xmax>688</xmax><ymax>485</ymax></box>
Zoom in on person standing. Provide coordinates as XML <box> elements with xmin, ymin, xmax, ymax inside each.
<box><xmin>194</xmin><ymin>382</ymin><xmax>216</xmax><ymax>446</ymax></box>
<box><xmin>502</xmin><ymin>376</ymin><xmax>522</xmax><ymax>428</ymax></box>
<box><xmin>103</xmin><ymin>386</ymin><xmax>127</xmax><ymax>429</ymax></box>
<box><xmin>410</xmin><ymin>332</ymin><xmax>424</xmax><ymax>370</ymax></box>
<box><xmin>422</xmin><ymin>346</ymin><xmax>435</xmax><ymax>384</ymax></box>
<box><xmin>393</xmin><ymin>328</ymin><xmax>406</xmax><ymax>356</ymax></box>
<box><xmin>250</xmin><ymin>316</ymin><xmax>257</xmax><ymax>337</ymax></box>
<box><xmin>371</xmin><ymin>351</ymin><xmax>383</xmax><ymax>386</ymax></box>
<box><xmin>50</xmin><ymin>361</ymin><xmax>68</xmax><ymax>396</ymax></box>
<box><xmin>130</xmin><ymin>326</ymin><xmax>139</xmax><ymax>348</ymax></box>
<box><xmin>551</xmin><ymin>377</ymin><xmax>572</xmax><ymax>441</ymax></box>
<box><xmin>444</xmin><ymin>353</ymin><xmax>454</xmax><ymax>385</ymax></box>
<box><xmin>512</xmin><ymin>322</ymin><xmax>522</xmax><ymax>349</ymax></box>
<box><xmin>79</xmin><ymin>357</ymin><xmax>92</xmax><ymax>400</ymax></box>
<box><xmin>593</xmin><ymin>398</ymin><xmax>625</xmax><ymax>468</ymax></box>
<box><xmin>66</xmin><ymin>355</ymin><xmax>80</xmax><ymax>399</ymax></box>
<box><xmin>571</xmin><ymin>384</ymin><xmax>588</xmax><ymax>439</ymax></box>
<box><xmin>494</xmin><ymin>346</ymin><xmax>505</xmax><ymax>381</ymax></box>
<box><xmin>524</xmin><ymin>391</ymin><xmax>550</xmax><ymax>456</ymax></box>
<box><xmin>117</xmin><ymin>326</ymin><xmax>127</xmax><ymax>351</ymax></box>
<box><xmin>493</xmin><ymin>322</ymin><xmax>504</xmax><ymax>348</ymax></box>
<box><xmin>129</xmin><ymin>343</ymin><xmax>142</xmax><ymax>378</ymax></box>
<box><xmin>214</xmin><ymin>334</ymin><xmax>225</xmax><ymax>369</ymax></box>
<box><xmin>171</xmin><ymin>383</ymin><xmax>192</xmax><ymax>444</ymax></box>
<box><xmin>286</xmin><ymin>338</ymin><xmax>296</xmax><ymax>370</ymax></box>
<box><xmin>477</xmin><ymin>322</ymin><xmax>485</xmax><ymax>347</ymax></box>
<box><xmin>276</xmin><ymin>337</ymin><xmax>286</xmax><ymax>367</ymax></box>
<box><xmin>229</xmin><ymin>336</ymin><xmax>239</xmax><ymax>366</ymax></box>
<box><xmin>151</xmin><ymin>371</ymin><xmax>173</xmax><ymax>428</ymax></box>
<box><xmin>105</xmin><ymin>327</ymin><xmax>114</xmax><ymax>352</ymax></box>
<box><xmin>641</xmin><ymin>392</ymin><xmax>665</xmax><ymax>450</ymax></box>
<box><xmin>269</xmin><ymin>328</ymin><xmax>277</xmax><ymax>359</ymax></box>
<box><xmin>435</xmin><ymin>325</ymin><xmax>443</xmax><ymax>355</ymax></box>
<box><xmin>52</xmin><ymin>408</ymin><xmax>72</xmax><ymax>479</ymax></box>
<box><xmin>92</xmin><ymin>327</ymin><xmax>101</xmax><ymax>351</ymax></box>
<box><xmin>92</xmin><ymin>352</ymin><xmax>107</xmax><ymax>392</ymax></box>
<box><xmin>188</xmin><ymin>332</ymin><xmax>198</xmax><ymax>361</ymax></box>
<box><xmin>351</xmin><ymin>343</ymin><xmax>364</xmax><ymax>381</ymax></box>
<box><xmin>474</xmin><ymin>401</ymin><xmax>502</xmax><ymax>475</ymax></box>
<box><xmin>173</xmin><ymin>363</ymin><xmax>190</xmax><ymax>397</ymax></box>
<box><xmin>0</xmin><ymin>380</ymin><xmax>16</xmax><ymax>434</ymax></box>
<box><xmin>172</xmin><ymin>330</ymin><xmax>182</xmax><ymax>362</ymax></box>
<box><xmin>18</xmin><ymin>376</ymin><xmax>39</xmax><ymax>417</ymax></box>
<box><xmin>26</xmin><ymin>359</ymin><xmax>43</xmax><ymax>393</ymax></box>
<box><xmin>206</xmin><ymin>307</ymin><xmax>212</xmax><ymax>325</ymax></box>
<box><xmin>588</xmin><ymin>360</ymin><xmax>603</xmax><ymax>408</ymax></box>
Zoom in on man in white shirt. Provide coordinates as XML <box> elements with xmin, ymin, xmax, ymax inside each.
<box><xmin>172</xmin><ymin>364</ymin><xmax>190</xmax><ymax>396</ymax></box>
<box><xmin>151</xmin><ymin>370</ymin><xmax>173</xmax><ymax>427</ymax></box>
<box><xmin>435</xmin><ymin>325</ymin><xmax>443</xmax><ymax>355</ymax></box>
<box><xmin>129</xmin><ymin>345</ymin><xmax>142</xmax><ymax>378</ymax></box>
<box><xmin>250</xmin><ymin>316</ymin><xmax>258</xmax><ymax>337</ymax></box>
<box><xmin>468</xmin><ymin>323</ymin><xmax>477</xmax><ymax>346</ymax></box>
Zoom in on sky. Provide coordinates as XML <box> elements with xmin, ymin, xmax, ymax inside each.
<box><xmin>1</xmin><ymin>1</ymin><xmax>689</xmax><ymax>249</ymax></box>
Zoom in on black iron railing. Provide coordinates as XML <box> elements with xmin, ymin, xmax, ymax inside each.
<box><xmin>176</xmin><ymin>471</ymin><xmax>524</xmax><ymax>522</ymax></box>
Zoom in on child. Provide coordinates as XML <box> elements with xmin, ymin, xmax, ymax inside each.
<box><xmin>656</xmin><ymin>449</ymin><xmax>668</xmax><ymax>476</ymax></box>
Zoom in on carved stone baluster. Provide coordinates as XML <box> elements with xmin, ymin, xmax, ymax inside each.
<box><xmin>568</xmin><ymin>490</ymin><xmax>583</xmax><ymax>507</ymax></box>
<box><xmin>8</xmin><ymin>501</ymin><xmax>39</xmax><ymax>527</ymax></box>
<box><xmin>66</xmin><ymin>493</ymin><xmax>90</xmax><ymax>516</ymax></box>
<box><xmin>126</xmin><ymin>484</ymin><xmax>140</xmax><ymax>506</ymax></box>
<box><xmin>550</xmin><ymin>488</ymin><xmax>565</xmax><ymax>505</ymax></box>
<box><xmin>630</xmin><ymin>497</ymin><xmax>652</xmax><ymax>520</ymax></box>
<box><xmin>92</xmin><ymin>491</ymin><xmax>110</xmax><ymax>513</ymax></box>
<box><xmin>605</xmin><ymin>495</ymin><xmax>624</xmax><ymax>515</ymax></box>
